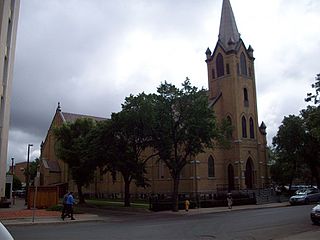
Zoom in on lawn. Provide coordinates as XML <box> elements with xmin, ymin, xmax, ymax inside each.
<box><xmin>85</xmin><ymin>199</ymin><xmax>150</xmax><ymax>210</ymax></box>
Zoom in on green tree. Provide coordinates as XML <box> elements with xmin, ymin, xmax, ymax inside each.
<box><xmin>305</xmin><ymin>73</ymin><xmax>320</xmax><ymax>105</ymax></box>
<box><xmin>54</xmin><ymin>118</ymin><xmax>96</xmax><ymax>204</ymax></box>
<box><xmin>151</xmin><ymin>78</ymin><xmax>230</xmax><ymax>211</ymax></box>
<box><xmin>301</xmin><ymin>106</ymin><xmax>320</xmax><ymax>188</ymax></box>
<box><xmin>272</xmin><ymin>115</ymin><xmax>308</xmax><ymax>188</ymax></box>
<box><xmin>29</xmin><ymin>158</ymin><xmax>40</xmax><ymax>184</ymax></box>
<box><xmin>89</xmin><ymin>93</ymin><xmax>157</xmax><ymax>207</ymax></box>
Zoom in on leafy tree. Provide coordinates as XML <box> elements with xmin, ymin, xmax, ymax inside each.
<box><xmin>301</xmin><ymin>106</ymin><xmax>320</xmax><ymax>188</ymax></box>
<box><xmin>29</xmin><ymin>158</ymin><xmax>40</xmax><ymax>184</ymax></box>
<box><xmin>151</xmin><ymin>78</ymin><xmax>230</xmax><ymax>211</ymax></box>
<box><xmin>13</xmin><ymin>175</ymin><xmax>22</xmax><ymax>190</ymax></box>
<box><xmin>54</xmin><ymin>118</ymin><xmax>96</xmax><ymax>204</ymax></box>
<box><xmin>89</xmin><ymin>93</ymin><xmax>157</xmax><ymax>207</ymax></box>
<box><xmin>272</xmin><ymin>115</ymin><xmax>306</xmax><ymax>189</ymax></box>
<box><xmin>305</xmin><ymin>73</ymin><xmax>320</xmax><ymax>105</ymax></box>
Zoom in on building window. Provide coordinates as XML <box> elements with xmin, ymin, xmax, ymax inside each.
<box><xmin>216</xmin><ymin>53</ymin><xmax>225</xmax><ymax>77</ymax></box>
<box><xmin>240</xmin><ymin>52</ymin><xmax>247</xmax><ymax>76</ymax></box>
<box><xmin>249</xmin><ymin>67</ymin><xmax>252</xmax><ymax>77</ymax></box>
<box><xmin>208</xmin><ymin>156</ymin><xmax>215</xmax><ymax>178</ymax></box>
<box><xmin>249</xmin><ymin>117</ymin><xmax>255</xmax><ymax>139</ymax></box>
<box><xmin>227</xmin><ymin>116</ymin><xmax>232</xmax><ymax>139</ymax></box>
<box><xmin>158</xmin><ymin>160</ymin><xmax>164</xmax><ymax>179</ymax></box>
<box><xmin>244</xmin><ymin>88</ymin><xmax>249</xmax><ymax>107</ymax></box>
<box><xmin>226</xmin><ymin>64</ymin><xmax>230</xmax><ymax>74</ymax></box>
<box><xmin>242</xmin><ymin>116</ymin><xmax>247</xmax><ymax>138</ymax></box>
<box><xmin>212</xmin><ymin>68</ymin><xmax>215</xmax><ymax>79</ymax></box>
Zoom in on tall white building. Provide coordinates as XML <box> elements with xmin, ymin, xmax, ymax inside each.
<box><xmin>0</xmin><ymin>0</ymin><xmax>20</xmax><ymax>199</ymax></box>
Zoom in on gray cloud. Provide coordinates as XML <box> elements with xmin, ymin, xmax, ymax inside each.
<box><xmin>7</xmin><ymin>0</ymin><xmax>320</xmax><ymax>166</ymax></box>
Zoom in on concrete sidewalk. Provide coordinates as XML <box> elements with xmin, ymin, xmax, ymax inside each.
<box><xmin>0</xmin><ymin>198</ymin><xmax>103</xmax><ymax>226</ymax></box>
<box><xmin>164</xmin><ymin>201</ymin><xmax>290</xmax><ymax>215</ymax></box>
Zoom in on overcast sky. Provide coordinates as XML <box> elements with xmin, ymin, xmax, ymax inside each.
<box><xmin>7</xmin><ymin>0</ymin><xmax>320</xmax><ymax>166</ymax></box>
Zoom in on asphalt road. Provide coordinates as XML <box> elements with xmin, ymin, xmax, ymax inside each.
<box><xmin>7</xmin><ymin>205</ymin><xmax>320</xmax><ymax>240</ymax></box>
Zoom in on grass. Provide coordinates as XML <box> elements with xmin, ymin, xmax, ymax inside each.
<box><xmin>85</xmin><ymin>199</ymin><xmax>149</xmax><ymax>209</ymax></box>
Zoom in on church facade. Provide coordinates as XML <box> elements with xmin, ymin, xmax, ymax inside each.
<box><xmin>40</xmin><ymin>0</ymin><xmax>270</xmax><ymax>198</ymax></box>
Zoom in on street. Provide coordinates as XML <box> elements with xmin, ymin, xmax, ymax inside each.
<box><xmin>7</xmin><ymin>205</ymin><xmax>320</xmax><ymax>240</ymax></box>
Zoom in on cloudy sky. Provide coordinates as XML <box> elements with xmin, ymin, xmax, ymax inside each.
<box><xmin>7</xmin><ymin>0</ymin><xmax>320</xmax><ymax>165</ymax></box>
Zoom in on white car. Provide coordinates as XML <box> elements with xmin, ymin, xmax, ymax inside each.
<box><xmin>289</xmin><ymin>189</ymin><xmax>320</xmax><ymax>205</ymax></box>
<box><xmin>0</xmin><ymin>222</ymin><xmax>13</xmax><ymax>240</ymax></box>
<box><xmin>311</xmin><ymin>204</ymin><xmax>320</xmax><ymax>225</ymax></box>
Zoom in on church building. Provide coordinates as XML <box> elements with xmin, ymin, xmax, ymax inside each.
<box><xmin>39</xmin><ymin>0</ymin><xmax>269</xmax><ymax>198</ymax></box>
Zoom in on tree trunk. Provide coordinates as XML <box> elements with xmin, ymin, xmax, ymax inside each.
<box><xmin>172</xmin><ymin>176</ymin><xmax>180</xmax><ymax>212</ymax></box>
<box><xmin>124</xmin><ymin>178</ymin><xmax>131</xmax><ymax>207</ymax></box>
<box><xmin>77</xmin><ymin>184</ymin><xmax>85</xmax><ymax>204</ymax></box>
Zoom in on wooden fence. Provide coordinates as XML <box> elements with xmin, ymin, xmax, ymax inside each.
<box><xmin>28</xmin><ymin>186</ymin><xmax>59</xmax><ymax>209</ymax></box>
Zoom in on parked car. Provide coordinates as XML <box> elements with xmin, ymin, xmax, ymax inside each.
<box><xmin>311</xmin><ymin>204</ymin><xmax>320</xmax><ymax>224</ymax></box>
<box><xmin>0</xmin><ymin>222</ymin><xmax>14</xmax><ymax>240</ymax></box>
<box><xmin>289</xmin><ymin>188</ymin><xmax>320</xmax><ymax>205</ymax></box>
<box><xmin>13</xmin><ymin>190</ymin><xmax>25</xmax><ymax>198</ymax></box>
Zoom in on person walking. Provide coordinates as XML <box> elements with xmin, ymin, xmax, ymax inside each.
<box><xmin>227</xmin><ymin>193</ymin><xmax>233</xmax><ymax>209</ymax></box>
<box><xmin>61</xmin><ymin>192</ymin><xmax>69</xmax><ymax>220</ymax></box>
<box><xmin>65</xmin><ymin>192</ymin><xmax>76</xmax><ymax>220</ymax></box>
<box><xmin>185</xmin><ymin>199</ymin><xmax>190</xmax><ymax>212</ymax></box>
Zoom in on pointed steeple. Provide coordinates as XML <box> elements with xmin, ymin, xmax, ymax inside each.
<box><xmin>218</xmin><ymin>0</ymin><xmax>240</xmax><ymax>51</ymax></box>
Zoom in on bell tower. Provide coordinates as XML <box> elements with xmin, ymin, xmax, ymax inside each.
<box><xmin>205</xmin><ymin>0</ymin><xmax>269</xmax><ymax>189</ymax></box>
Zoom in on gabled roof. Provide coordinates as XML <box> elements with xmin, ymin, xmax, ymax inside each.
<box><xmin>42</xmin><ymin>159</ymin><xmax>61</xmax><ymax>173</ymax></box>
<box><xmin>218</xmin><ymin>0</ymin><xmax>240</xmax><ymax>52</ymax></box>
<box><xmin>61</xmin><ymin>112</ymin><xmax>106</xmax><ymax>123</ymax></box>
<box><xmin>41</xmin><ymin>103</ymin><xmax>107</xmax><ymax>150</ymax></box>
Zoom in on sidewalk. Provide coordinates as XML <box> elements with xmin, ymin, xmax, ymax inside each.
<box><xmin>0</xmin><ymin>198</ymin><xmax>103</xmax><ymax>226</ymax></box>
<box><xmin>164</xmin><ymin>201</ymin><xmax>290</xmax><ymax>215</ymax></box>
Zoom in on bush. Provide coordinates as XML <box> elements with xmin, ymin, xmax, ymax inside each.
<box><xmin>47</xmin><ymin>204</ymin><xmax>63</xmax><ymax>211</ymax></box>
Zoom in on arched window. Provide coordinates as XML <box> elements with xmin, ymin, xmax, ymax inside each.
<box><xmin>244</xmin><ymin>88</ymin><xmax>249</xmax><ymax>107</ymax></box>
<box><xmin>240</xmin><ymin>52</ymin><xmax>247</xmax><ymax>76</ymax></box>
<box><xmin>249</xmin><ymin>117</ymin><xmax>255</xmax><ymax>139</ymax></box>
<box><xmin>228</xmin><ymin>164</ymin><xmax>235</xmax><ymax>191</ymax></box>
<box><xmin>227</xmin><ymin>116</ymin><xmax>232</xmax><ymax>139</ymax></box>
<box><xmin>208</xmin><ymin>156</ymin><xmax>215</xmax><ymax>178</ymax></box>
<box><xmin>216</xmin><ymin>53</ymin><xmax>225</xmax><ymax>77</ymax></box>
<box><xmin>242</xmin><ymin>116</ymin><xmax>247</xmax><ymax>138</ymax></box>
<box><xmin>245</xmin><ymin>158</ymin><xmax>254</xmax><ymax>189</ymax></box>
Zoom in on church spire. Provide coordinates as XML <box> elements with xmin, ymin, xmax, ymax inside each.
<box><xmin>218</xmin><ymin>0</ymin><xmax>240</xmax><ymax>51</ymax></box>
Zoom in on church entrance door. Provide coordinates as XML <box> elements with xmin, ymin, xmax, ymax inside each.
<box><xmin>228</xmin><ymin>164</ymin><xmax>234</xmax><ymax>191</ymax></box>
<box><xmin>245</xmin><ymin>158</ymin><xmax>254</xmax><ymax>189</ymax></box>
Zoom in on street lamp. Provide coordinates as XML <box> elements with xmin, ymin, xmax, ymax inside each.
<box><xmin>11</xmin><ymin>158</ymin><xmax>14</xmax><ymax>175</ymax></box>
<box><xmin>25</xmin><ymin>144</ymin><xmax>33</xmax><ymax>207</ymax></box>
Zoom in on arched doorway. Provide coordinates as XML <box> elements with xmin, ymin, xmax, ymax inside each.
<box><xmin>228</xmin><ymin>164</ymin><xmax>235</xmax><ymax>191</ymax></box>
<box><xmin>245</xmin><ymin>158</ymin><xmax>254</xmax><ymax>189</ymax></box>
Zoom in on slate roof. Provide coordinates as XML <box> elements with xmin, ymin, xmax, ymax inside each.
<box><xmin>61</xmin><ymin>112</ymin><xmax>107</xmax><ymax>123</ymax></box>
<box><xmin>218</xmin><ymin>0</ymin><xmax>240</xmax><ymax>52</ymax></box>
<box><xmin>42</xmin><ymin>159</ymin><xmax>61</xmax><ymax>173</ymax></box>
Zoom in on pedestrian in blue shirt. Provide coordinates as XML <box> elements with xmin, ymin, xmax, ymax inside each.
<box><xmin>65</xmin><ymin>192</ymin><xmax>76</xmax><ymax>220</ymax></box>
<box><xmin>61</xmin><ymin>192</ymin><xmax>70</xmax><ymax>220</ymax></box>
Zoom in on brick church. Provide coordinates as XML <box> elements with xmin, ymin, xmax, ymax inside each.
<box><xmin>39</xmin><ymin>0</ymin><xmax>270</xmax><ymax>198</ymax></box>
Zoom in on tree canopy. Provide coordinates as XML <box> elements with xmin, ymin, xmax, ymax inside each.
<box><xmin>151</xmin><ymin>78</ymin><xmax>230</xmax><ymax>211</ymax></box>
<box><xmin>54</xmin><ymin>118</ymin><xmax>96</xmax><ymax>203</ymax></box>
<box><xmin>271</xmin><ymin>74</ymin><xmax>320</xmax><ymax>188</ymax></box>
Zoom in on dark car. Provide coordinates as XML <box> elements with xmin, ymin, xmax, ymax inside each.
<box><xmin>289</xmin><ymin>188</ymin><xmax>320</xmax><ymax>205</ymax></box>
<box><xmin>311</xmin><ymin>204</ymin><xmax>320</xmax><ymax>224</ymax></box>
